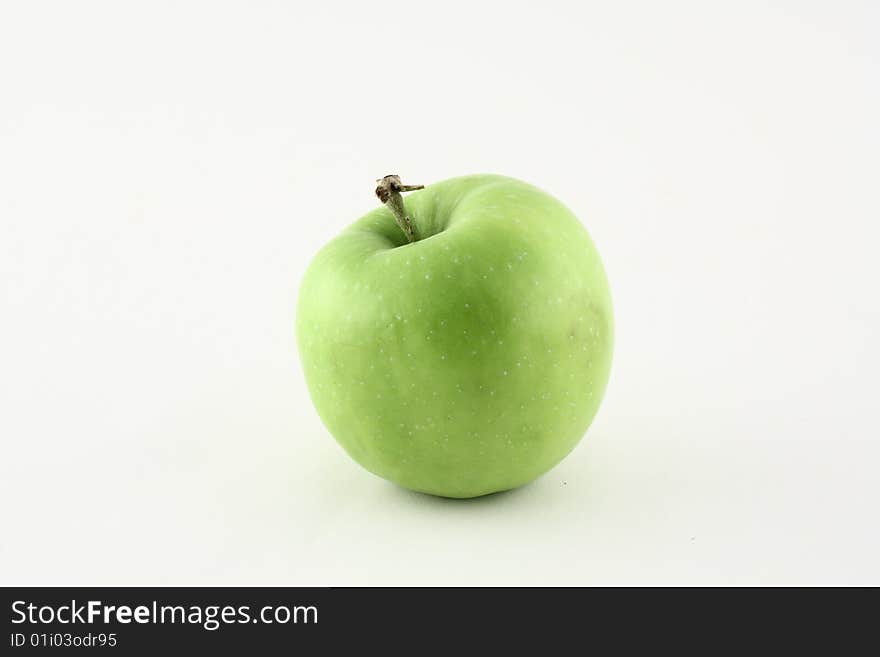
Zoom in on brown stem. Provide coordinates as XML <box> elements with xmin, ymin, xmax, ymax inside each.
<box><xmin>375</xmin><ymin>174</ymin><xmax>424</xmax><ymax>243</ymax></box>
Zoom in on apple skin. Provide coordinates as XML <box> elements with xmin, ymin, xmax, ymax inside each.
<box><xmin>297</xmin><ymin>174</ymin><xmax>613</xmax><ymax>498</ymax></box>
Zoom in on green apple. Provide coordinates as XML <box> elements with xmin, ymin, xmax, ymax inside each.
<box><xmin>296</xmin><ymin>174</ymin><xmax>613</xmax><ymax>498</ymax></box>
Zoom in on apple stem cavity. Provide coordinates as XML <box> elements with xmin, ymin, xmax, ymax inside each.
<box><xmin>375</xmin><ymin>174</ymin><xmax>424</xmax><ymax>243</ymax></box>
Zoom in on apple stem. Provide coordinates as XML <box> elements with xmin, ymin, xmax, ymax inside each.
<box><xmin>375</xmin><ymin>175</ymin><xmax>424</xmax><ymax>243</ymax></box>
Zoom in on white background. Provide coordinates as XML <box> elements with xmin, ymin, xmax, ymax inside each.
<box><xmin>2</xmin><ymin>1</ymin><xmax>878</xmax><ymax>586</ymax></box>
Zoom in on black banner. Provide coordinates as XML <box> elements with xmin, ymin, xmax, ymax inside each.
<box><xmin>1</xmin><ymin>587</ymin><xmax>872</xmax><ymax>653</ymax></box>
